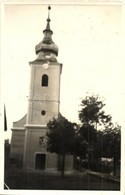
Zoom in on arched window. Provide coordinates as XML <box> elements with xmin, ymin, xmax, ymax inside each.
<box><xmin>42</xmin><ymin>74</ymin><xmax>48</xmax><ymax>86</ymax></box>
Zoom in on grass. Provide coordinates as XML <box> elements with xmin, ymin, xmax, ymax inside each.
<box><xmin>4</xmin><ymin>168</ymin><xmax>120</xmax><ymax>190</ymax></box>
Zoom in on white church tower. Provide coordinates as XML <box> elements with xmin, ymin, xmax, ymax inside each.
<box><xmin>23</xmin><ymin>6</ymin><xmax>63</xmax><ymax>170</ymax></box>
<box><xmin>10</xmin><ymin>6</ymin><xmax>63</xmax><ymax>171</ymax></box>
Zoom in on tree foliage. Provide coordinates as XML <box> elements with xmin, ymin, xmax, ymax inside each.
<box><xmin>101</xmin><ymin>124</ymin><xmax>121</xmax><ymax>159</ymax></box>
<box><xmin>47</xmin><ymin>116</ymin><xmax>76</xmax><ymax>154</ymax></box>
<box><xmin>47</xmin><ymin>95</ymin><xmax>121</xmax><ymax>176</ymax></box>
<box><xmin>79</xmin><ymin>95</ymin><xmax>112</xmax><ymax>129</ymax></box>
<box><xmin>47</xmin><ymin>115</ymin><xmax>77</xmax><ymax>176</ymax></box>
<box><xmin>78</xmin><ymin>95</ymin><xmax>112</xmax><ymax>162</ymax></box>
<box><xmin>77</xmin><ymin>95</ymin><xmax>121</xmax><ymax>175</ymax></box>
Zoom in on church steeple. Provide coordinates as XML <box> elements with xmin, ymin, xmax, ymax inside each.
<box><xmin>35</xmin><ymin>6</ymin><xmax>58</xmax><ymax>58</ymax></box>
<box><xmin>11</xmin><ymin>5</ymin><xmax>64</xmax><ymax>172</ymax></box>
<box><xmin>45</xmin><ymin>5</ymin><xmax>51</xmax><ymax>31</ymax></box>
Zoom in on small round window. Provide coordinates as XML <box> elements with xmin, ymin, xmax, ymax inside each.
<box><xmin>41</xmin><ymin>110</ymin><xmax>46</xmax><ymax>115</ymax></box>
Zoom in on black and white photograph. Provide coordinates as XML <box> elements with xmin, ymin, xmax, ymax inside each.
<box><xmin>1</xmin><ymin>0</ymin><xmax>125</xmax><ymax>194</ymax></box>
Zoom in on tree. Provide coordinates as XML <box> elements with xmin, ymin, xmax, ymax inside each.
<box><xmin>78</xmin><ymin>96</ymin><xmax>112</xmax><ymax>166</ymax></box>
<box><xmin>4</xmin><ymin>139</ymin><xmax>10</xmax><ymax>169</ymax></box>
<box><xmin>79</xmin><ymin>95</ymin><xmax>112</xmax><ymax>129</ymax></box>
<box><xmin>100</xmin><ymin>124</ymin><xmax>121</xmax><ymax>175</ymax></box>
<box><xmin>78</xmin><ymin>95</ymin><xmax>121</xmax><ymax>174</ymax></box>
<box><xmin>47</xmin><ymin>115</ymin><xmax>77</xmax><ymax>177</ymax></box>
<box><xmin>80</xmin><ymin>124</ymin><xmax>98</xmax><ymax>163</ymax></box>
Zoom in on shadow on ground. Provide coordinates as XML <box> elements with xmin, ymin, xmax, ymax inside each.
<box><xmin>4</xmin><ymin>167</ymin><xmax>120</xmax><ymax>190</ymax></box>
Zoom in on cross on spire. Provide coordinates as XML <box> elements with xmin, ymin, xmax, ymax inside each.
<box><xmin>45</xmin><ymin>5</ymin><xmax>51</xmax><ymax>31</ymax></box>
<box><xmin>47</xmin><ymin>5</ymin><xmax>51</xmax><ymax>22</ymax></box>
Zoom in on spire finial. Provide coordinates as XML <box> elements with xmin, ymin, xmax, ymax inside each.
<box><xmin>35</xmin><ymin>5</ymin><xmax>58</xmax><ymax>56</ymax></box>
<box><xmin>47</xmin><ymin>5</ymin><xmax>51</xmax><ymax>22</ymax></box>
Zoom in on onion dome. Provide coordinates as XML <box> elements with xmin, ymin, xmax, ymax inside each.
<box><xmin>35</xmin><ymin>6</ymin><xmax>58</xmax><ymax>57</ymax></box>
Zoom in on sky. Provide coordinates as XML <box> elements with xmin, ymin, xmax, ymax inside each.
<box><xmin>2</xmin><ymin>2</ymin><xmax>125</xmax><ymax>139</ymax></box>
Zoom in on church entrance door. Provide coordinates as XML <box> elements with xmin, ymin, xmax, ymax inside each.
<box><xmin>35</xmin><ymin>153</ymin><xmax>46</xmax><ymax>170</ymax></box>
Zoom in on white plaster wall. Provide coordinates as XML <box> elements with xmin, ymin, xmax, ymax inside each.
<box><xmin>27</xmin><ymin>62</ymin><xmax>62</xmax><ymax>125</ymax></box>
<box><xmin>10</xmin><ymin>129</ymin><xmax>25</xmax><ymax>166</ymax></box>
<box><xmin>23</xmin><ymin>128</ymin><xmax>58</xmax><ymax>170</ymax></box>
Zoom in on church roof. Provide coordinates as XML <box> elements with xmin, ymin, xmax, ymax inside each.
<box><xmin>35</xmin><ymin>6</ymin><xmax>58</xmax><ymax>56</ymax></box>
<box><xmin>12</xmin><ymin>114</ymin><xmax>27</xmax><ymax>128</ymax></box>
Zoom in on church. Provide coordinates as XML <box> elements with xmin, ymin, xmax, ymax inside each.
<box><xmin>10</xmin><ymin>6</ymin><xmax>73</xmax><ymax>172</ymax></box>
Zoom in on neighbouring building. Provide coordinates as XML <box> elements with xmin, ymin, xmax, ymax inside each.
<box><xmin>10</xmin><ymin>6</ymin><xmax>74</xmax><ymax>172</ymax></box>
